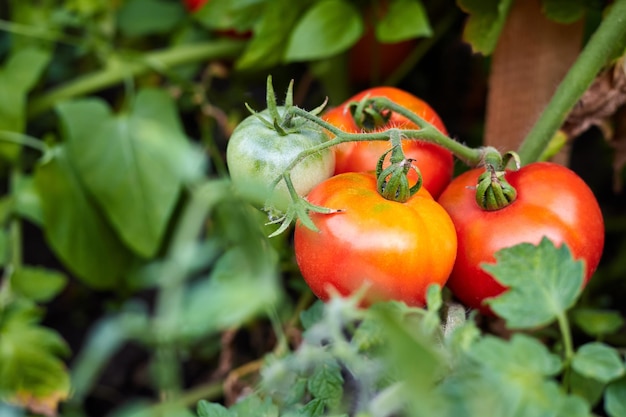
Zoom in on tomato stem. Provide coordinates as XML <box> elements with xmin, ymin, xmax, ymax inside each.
<box><xmin>556</xmin><ymin>311</ymin><xmax>575</xmax><ymax>392</ymax></box>
<box><xmin>516</xmin><ymin>0</ymin><xmax>626</xmax><ymax>164</ymax></box>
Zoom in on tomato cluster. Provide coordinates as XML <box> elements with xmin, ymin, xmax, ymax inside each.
<box><xmin>226</xmin><ymin>85</ymin><xmax>605</xmax><ymax>313</ymax></box>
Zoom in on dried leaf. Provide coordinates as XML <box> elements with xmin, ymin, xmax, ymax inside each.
<box><xmin>563</xmin><ymin>58</ymin><xmax>626</xmax><ymax>138</ymax></box>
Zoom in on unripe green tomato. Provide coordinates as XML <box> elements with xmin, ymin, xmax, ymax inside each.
<box><xmin>226</xmin><ymin>107</ymin><xmax>335</xmax><ymax>212</ymax></box>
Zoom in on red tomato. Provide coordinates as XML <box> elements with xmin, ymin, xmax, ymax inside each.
<box><xmin>323</xmin><ymin>87</ymin><xmax>453</xmax><ymax>198</ymax></box>
<box><xmin>437</xmin><ymin>162</ymin><xmax>605</xmax><ymax>314</ymax></box>
<box><xmin>294</xmin><ymin>172</ymin><xmax>457</xmax><ymax>307</ymax></box>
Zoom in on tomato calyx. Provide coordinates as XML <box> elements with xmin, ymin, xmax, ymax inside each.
<box><xmin>474</xmin><ymin>150</ymin><xmax>520</xmax><ymax>211</ymax></box>
<box><xmin>375</xmin><ymin>129</ymin><xmax>422</xmax><ymax>202</ymax></box>
<box><xmin>348</xmin><ymin>95</ymin><xmax>392</xmax><ymax>130</ymax></box>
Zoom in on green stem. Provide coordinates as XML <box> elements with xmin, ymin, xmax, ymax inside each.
<box><xmin>0</xmin><ymin>169</ymin><xmax>24</xmax><ymax>311</ymax></box>
<box><xmin>152</xmin><ymin>180</ymin><xmax>231</xmax><ymax>399</ymax></box>
<box><xmin>27</xmin><ymin>39</ymin><xmax>246</xmax><ymax>118</ymax></box>
<box><xmin>557</xmin><ymin>311</ymin><xmax>575</xmax><ymax>392</ymax></box>
<box><xmin>0</xmin><ymin>131</ymin><xmax>48</xmax><ymax>154</ymax></box>
<box><xmin>517</xmin><ymin>0</ymin><xmax>626</xmax><ymax>164</ymax></box>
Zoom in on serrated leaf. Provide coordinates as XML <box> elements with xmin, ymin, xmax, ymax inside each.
<box><xmin>541</xmin><ymin>0</ymin><xmax>586</xmax><ymax>24</ymax></box>
<box><xmin>300</xmin><ymin>300</ymin><xmax>325</xmax><ymax>330</ymax></box>
<box><xmin>572</xmin><ymin>342</ymin><xmax>625</xmax><ymax>383</ymax></box>
<box><xmin>572</xmin><ymin>308</ymin><xmax>624</xmax><ymax>338</ymax></box>
<box><xmin>33</xmin><ymin>146</ymin><xmax>133</xmax><ymax>289</ymax></box>
<box><xmin>11</xmin><ymin>267</ymin><xmax>68</xmax><ymax>302</ymax></box>
<box><xmin>0</xmin><ymin>303</ymin><xmax>70</xmax><ymax>416</ymax></box>
<box><xmin>308</xmin><ymin>360</ymin><xmax>343</xmax><ymax>407</ymax></box>
<box><xmin>606</xmin><ymin>377</ymin><xmax>626</xmax><ymax>417</ymax></box>
<box><xmin>57</xmin><ymin>89</ymin><xmax>204</xmax><ymax>258</ymax></box>
<box><xmin>117</xmin><ymin>0</ymin><xmax>185</xmax><ymax>37</ymax></box>
<box><xmin>197</xmin><ymin>400</ymin><xmax>232</xmax><ymax>417</ymax></box>
<box><xmin>469</xmin><ymin>334</ymin><xmax>562</xmax><ymax>377</ymax></box>
<box><xmin>457</xmin><ymin>0</ymin><xmax>514</xmax><ymax>55</ymax></box>
<box><xmin>375</xmin><ymin>0</ymin><xmax>432</xmax><ymax>42</ymax></box>
<box><xmin>299</xmin><ymin>398</ymin><xmax>326</xmax><ymax>417</ymax></box>
<box><xmin>484</xmin><ymin>238</ymin><xmax>585</xmax><ymax>329</ymax></box>
<box><xmin>236</xmin><ymin>0</ymin><xmax>306</xmax><ymax>70</ymax></box>
<box><xmin>285</xmin><ymin>0</ymin><xmax>363</xmax><ymax>62</ymax></box>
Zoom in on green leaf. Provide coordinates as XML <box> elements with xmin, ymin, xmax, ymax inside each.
<box><xmin>572</xmin><ymin>342</ymin><xmax>625</xmax><ymax>384</ymax></box>
<box><xmin>285</xmin><ymin>0</ymin><xmax>364</xmax><ymax>62</ymax></box>
<box><xmin>441</xmin><ymin>334</ymin><xmax>589</xmax><ymax>417</ymax></box>
<box><xmin>457</xmin><ymin>0</ymin><xmax>515</xmax><ymax>55</ymax></box>
<box><xmin>606</xmin><ymin>377</ymin><xmax>626</xmax><ymax>417</ymax></box>
<box><xmin>308</xmin><ymin>359</ymin><xmax>343</xmax><ymax>407</ymax></box>
<box><xmin>195</xmin><ymin>0</ymin><xmax>266</xmax><ymax>32</ymax></box>
<box><xmin>541</xmin><ymin>0</ymin><xmax>587</xmax><ymax>24</ymax></box>
<box><xmin>117</xmin><ymin>0</ymin><xmax>185</xmax><ymax>37</ymax></box>
<box><xmin>236</xmin><ymin>0</ymin><xmax>307</xmax><ymax>70</ymax></box>
<box><xmin>300</xmin><ymin>300</ymin><xmax>325</xmax><ymax>330</ymax></box>
<box><xmin>14</xmin><ymin>175</ymin><xmax>44</xmax><ymax>225</ymax></box>
<box><xmin>197</xmin><ymin>401</ymin><xmax>232</xmax><ymax>417</ymax></box>
<box><xmin>484</xmin><ymin>238</ymin><xmax>585</xmax><ymax>329</ymax></box>
<box><xmin>299</xmin><ymin>398</ymin><xmax>326</xmax><ymax>417</ymax></box>
<box><xmin>0</xmin><ymin>47</ymin><xmax>50</xmax><ymax>160</ymax></box>
<box><xmin>0</xmin><ymin>229</ymin><xmax>7</xmax><ymax>267</ymax></box>
<box><xmin>375</xmin><ymin>0</ymin><xmax>432</xmax><ymax>42</ymax></box>
<box><xmin>33</xmin><ymin>146</ymin><xmax>133</xmax><ymax>289</ymax></box>
<box><xmin>181</xmin><ymin>223</ymin><xmax>280</xmax><ymax>339</ymax></box>
<box><xmin>570</xmin><ymin>369</ymin><xmax>606</xmax><ymax>407</ymax></box>
<box><xmin>0</xmin><ymin>302</ymin><xmax>70</xmax><ymax>408</ymax></box>
<box><xmin>11</xmin><ymin>267</ymin><xmax>68</xmax><ymax>302</ymax></box>
<box><xmin>229</xmin><ymin>394</ymin><xmax>279</xmax><ymax>417</ymax></box>
<box><xmin>57</xmin><ymin>90</ymin><xmax>205</xmax><ymax>258</ymax></box>
<box><xmin>572</xmin><ymin>308</ymin><xmax>624</xmax><ymax>338</ymax></box>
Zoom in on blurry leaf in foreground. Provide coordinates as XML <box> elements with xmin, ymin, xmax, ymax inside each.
<box><xmin>484</xmin><ymin>237</ymin><xmax>584</xmax><ymax>329</ymax></box>
<box><xmin>541</xmin><ymin>0</ymin><xmax>587</xmax><ymax>24</ymax></box>
<box><xmin>0</xmin><ymin>303</ymin><xmax>70</xmax><ymax>417</ymax></box>
<box><xmin>441</xmin><ymin>334</ymin><xmax>588</xmax><ymax>417</ymax></box>
<box><xmin>117</xmin><ymin>0</ymin><xmax>185</xmax><ymax>37</ymax></box>
<box><xmin>572</xmin><ymin>342</ymin><xmax>625</xmax><ymax>384</ymax></box>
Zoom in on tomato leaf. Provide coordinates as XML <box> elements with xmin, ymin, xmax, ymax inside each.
<box><xmin>457</xmin><ymin>0</ymin><xmax>514</xmax><ymax>55</ymax></box>
<box><xmin>605</xmin><ymin>377</ymin><xmax>626</xmax><ymax>417</ymax></box>
<box><xmin>195</xmin><ymin>0</ymin><xmax>265</xmax><ymax>32</ymax></box>
<box><xmin>541</xmin><ymin>0</ymin><xmax>587</xmax><ymax>24</ymax></box>
<box><xmin>11</xmin><ymin>267</ymin><xmax>68</xmax><ymax>303</ymax></box>
<box><xmin>571</xmin><ymin>308</ymin><xmax>625</xmax><ymax>338</ymax></box>
<box><xmin>197</xmin><ymin>400</ymin><xmax>233</xmax><ymax>417</ymax></box>
<box><xmin>117</xmin><ymin>0</ymin><xmax>185</xmax><ymax>37</ymax></box>
<box><xmin>0</xmin><ymin>47</ymin><xmax>50</xmax><ymax>160</ymax></box>
<box><xmin>236</xmin><ymin>0</ymin><xmax>306</xmax><ymax>70</ymax></box>
<box><xmin>229</xmin><ymin>394</ymin><xmax>279</xmax><ymax>417</ymax></box>
<box><xmin>14</xmin><ymin>175</ymin><xmax>44</xmax><ymax>226</ymax></box>
<box><xmin>570</xmin><ymin>369</ymin><xmax>606</xmax><ymax>408</ymax></box>
<box><xmin>442</xmin><ymin>334</ymin><xmax>589</xmax><ymax>417</ymax></box>
<box><xmin>308</xmin><ymin>359</ymin><xmax>344</xmax><ymax>408</ymax></box>
<box><xmin>33</xmin><ymin>146</ymin><xmax>134</xmax><ymax>289</ymax></box>
<box><xmin>572</xmin><ymin>342</ymin><xmax>625</xmax><ymax>384</ymax></box>
<box><xmin>376</xmin><ymin>0</ymin><xmax>432</xmax><ymax>42</ymax></box>
<box><xmin>483</xmin><ymin>237</ymin><xmax>585</xmax><ymax>329</ymax></box>
<box><xmin>57</xmin><ymin>89</ymin><xmax>205</xmax><ymax>258</ymax></box>
<box><xmin>0</xmin><ymin>302</ymin><xmax>70</xmax><ymax>416</ymax></box>
<box><xmin>284</xmin><ymin>0</ymin><xmax>364</xmax><ymax>62</ymax></box>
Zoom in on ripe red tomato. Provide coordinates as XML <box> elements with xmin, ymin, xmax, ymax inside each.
<box><xmin>323</xmin><ymin>87</ymin><xmax>453</xmax><ymax>198</ymax></box>
<box><xmin>294</xmin><ymin>172</ymin><xmax>457</xmax><ymax>307</ymax></box>
<box><xmin>437</xmin><ymin>162</ymin><xmax>605</xmax><ymax>314</ymax></box>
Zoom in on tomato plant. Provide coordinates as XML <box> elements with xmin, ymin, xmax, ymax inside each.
<box><xmin>323</xmin><ymin>87</ymin><xmax>453</xmax><ymax>198</ymax></box>
<box><xmin>226</xmin><ymin>106</ymin><xmax>335</xmax><ymax>212</ymax></box>
<box><xmin>437</xmin><ymin>162</ymin><xmax>605</xmax><ymax>314</ymax></box>
<box><xmin>294</xmin><ymin>172</ymin><xmax>457</xmax><ymax>307</ymax></box>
